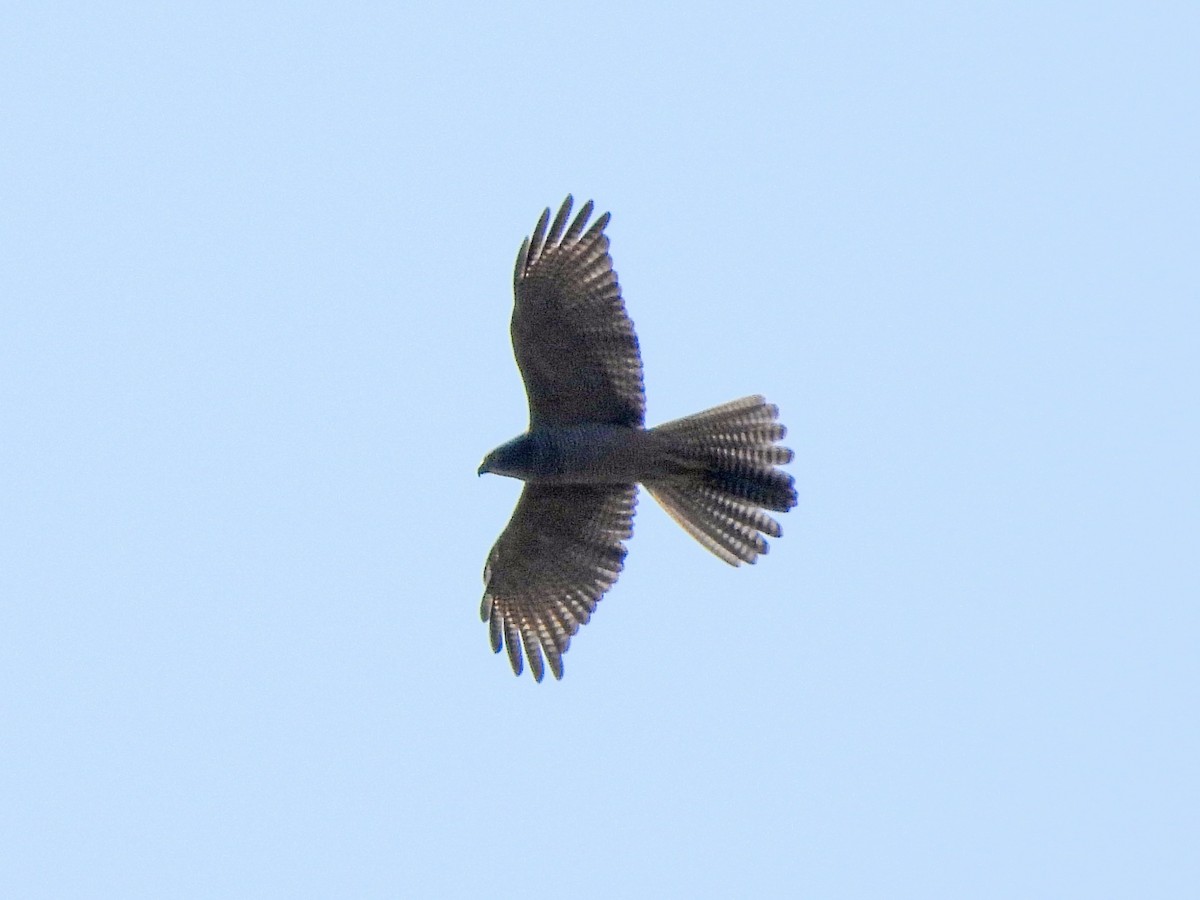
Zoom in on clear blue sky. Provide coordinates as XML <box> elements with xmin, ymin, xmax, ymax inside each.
<box><xmin>2</xmin><ymin>3</ymin><xmax>1196</xmax><ymax>897</ymax></box>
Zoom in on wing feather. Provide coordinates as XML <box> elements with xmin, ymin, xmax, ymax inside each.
<box><xmin>481</xmin><ymin>483</ymin><xmax>637</xmax><ymax>680</ymax></box>
<box><xmin>511</xmin><ymin>196</ymin><xmax>645</xmax><ymax>427</ymax></box>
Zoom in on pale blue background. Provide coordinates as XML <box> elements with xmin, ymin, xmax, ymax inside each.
<box><xmin>2</xmin><ymin>3</ymin><xmax>1196</xmax><ymax>897</ymax></box>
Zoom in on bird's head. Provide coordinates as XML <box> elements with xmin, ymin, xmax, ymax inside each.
<box><xmin>478</xmin><ymin>434</ymin><xmax>538</xmax><ymax>480</ymax></box>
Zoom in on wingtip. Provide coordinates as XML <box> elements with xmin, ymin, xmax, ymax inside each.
<box><xmin>552</xmin><ymin>195</ymin><xmax>572</xmax><ymax>231</ymax></box>
<box><xmin>522</xmin><ymin>628</ymin><xmax>546</xmax><ymax>682</ymax></box>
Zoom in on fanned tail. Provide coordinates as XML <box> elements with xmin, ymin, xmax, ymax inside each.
<box><xmin>644</xmin><ymin>396</ymin><xmax>797</xmax><ymax>565</ymax></box>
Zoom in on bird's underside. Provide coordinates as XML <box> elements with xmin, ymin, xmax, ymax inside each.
<box><xmin>479</xmin><ymin>196</ymin><xmax>797</xmax><ymax>681</ymax></box>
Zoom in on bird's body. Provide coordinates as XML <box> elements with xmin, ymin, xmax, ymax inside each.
<box><xmin>481</xmin><ymin>424</ymin><xmax>677</xmax><ymax>484</ymax></box>
<box><xmin>479</xmin><ymin>197</ymin><xmax>797</xmax><ymax>680</ymax></box>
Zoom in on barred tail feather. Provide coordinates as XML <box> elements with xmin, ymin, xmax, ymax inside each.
<box><xmin>645</xmin><ymin>396</ymin><xmax>797</xmax><ymax>565</ymax></box>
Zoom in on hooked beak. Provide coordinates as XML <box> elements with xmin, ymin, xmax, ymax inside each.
<box><xmin>477</xmin><ymin>461</ymin><xmax>489</xmax><ymax>477</ymax></box>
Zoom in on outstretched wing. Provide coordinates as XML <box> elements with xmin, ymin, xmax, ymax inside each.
<box><xmin>512</xmin><ymin>196</ymin><xmax>645</xmax><ymax>428</ymax></box>
<box><xmin>481</xmin><ymin>483</ymin><xmax>637</xmax><ymax>681</ymax></box>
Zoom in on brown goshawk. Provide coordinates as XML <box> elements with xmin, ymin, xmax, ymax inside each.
<box><xmin>478</xmin><ymin>197</ymin><xmax>797</xmax><ymax>681</ymax></box>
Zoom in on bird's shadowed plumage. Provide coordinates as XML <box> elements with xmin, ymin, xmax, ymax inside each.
<box><xmin>479</xmin><ymin>197</ymin><xmax>797</xmax><ymax>680</ymax></box>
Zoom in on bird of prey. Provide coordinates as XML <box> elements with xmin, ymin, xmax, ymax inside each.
<box><xmin>478</xmin><ymin>196</ymin><xmax>797</xmax><ymax>681</ymax></box>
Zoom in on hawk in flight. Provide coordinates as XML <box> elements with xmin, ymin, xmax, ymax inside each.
<box><xmin>478</xmin><ymin>197</ymin><xmax>797</xmax><ymax>680</ymax></box>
